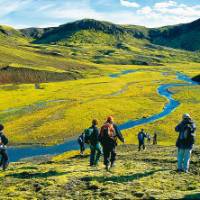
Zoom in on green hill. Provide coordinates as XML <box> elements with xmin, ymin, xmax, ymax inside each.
<box><xmin>20</xmin><ymin>18</ymin><xmax>200</xmax><ymax>51</ymax></box>
<box><xmin>150</xmin><ymin>18</ymin><xmax>200</xmax><ymax>51</ymax></box>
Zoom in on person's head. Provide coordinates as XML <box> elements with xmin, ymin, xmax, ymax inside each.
<box><xmin>141</xmin><ymin>128</ymin><xmax>144</xmax><ymax>132</ymax></box>
<box><xmin>107</xmin><ymin>116</ymin><xmax>114</xmax><ymax>123</ymax></box>
<box><xmin>92</xmin><ymin>119</ymin><xmax>98</xmax><ymax>126</ymax></box>
<box><xmin>182</xmin><ymin>113</ymin><xmax>191</xmax><ymax>120</ymax></box>
<box><xmin>0</xmin><ymin>124</ymin><xmax>4</xmax><ymax>132</ymax></box>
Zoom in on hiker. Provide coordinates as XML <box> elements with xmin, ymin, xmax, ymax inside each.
<box><xmin>85</xmin><ymin>119</ymin><xmax>102</xmax><ymax>166</ymax></box>
<box><xmin>175</xmin><ymin>113</ymin><xmax>196</xmax><ymax>173</ymax></box>
<box><xmin>99</xmin><ymin>116</ymin><xmax>124</xmax><ymax>171</ymax></box>
<box><xmin>0</xmin><ymin>124</ymin><xmax>9</xmax><ymax>170</ymax></box>
<box><xmin>138</xmin><ymin>129</ymin><xmax>147</xmax><ymax>151</ymax></box>
<box><xmin>153</xmin><ymin>132</ymin><xmax>157</xmax><ymax>145</ymax></box>
<box><xmin>147</xmin><ymin>133</ymin><xmax>151</xmax><ymax>144</ymax></box>
<box><xmin>77</xmin><ymin>133</ymin><xmax>85</xmax><ymax>155</ymax></box>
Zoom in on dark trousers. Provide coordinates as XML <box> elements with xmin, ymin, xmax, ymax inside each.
<box><xmin>79</xmin><ymin>142</ymin><xmax>85</xmax><ymax>154</ymax></box>
<box><xmin>0</xmin><ymin>149</ymin><xmax>8</xmax><ymax>169</ymax></box>
<box><xmin>103</xmin><ymin>145</ymin><xmax>116</xmax><ymax>166</ymax></box>
<box><xmin>138</xmin><ymin>141</ymin><xmax>145</xmax><ymax>151</ymax></box>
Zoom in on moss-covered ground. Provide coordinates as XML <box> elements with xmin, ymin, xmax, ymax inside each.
<box><xmin>0</xmin><ymin>145</ymin><xmax>200</xmax><ymax>199</ymax></box>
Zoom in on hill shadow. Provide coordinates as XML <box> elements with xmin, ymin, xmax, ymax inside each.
<box><xmin>7</xmin><ymin>170</ymin><xmax>67</xmax><ymax>179</ymax></box>
<box><xmin>81</xmin><ymin>169</ymin><xmax>168</xmax><ymax>183</ymax></box>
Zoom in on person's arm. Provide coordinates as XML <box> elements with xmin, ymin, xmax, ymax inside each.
<box><xmin>114</xmin><ymin>124</ymin><xmax>124</xmax><ymax>143</ymax></box>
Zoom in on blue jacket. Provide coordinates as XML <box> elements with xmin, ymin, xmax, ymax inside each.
<box><xmin>175</xmin><ymin>118</ymin><xmax>196</xmax><ymax>149</ymax></box>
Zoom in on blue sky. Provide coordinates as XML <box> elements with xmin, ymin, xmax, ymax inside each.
<box><xmin>0</xmin><ymin>0</ymin><xmax>200</xmax><ymax>28</ymax></box>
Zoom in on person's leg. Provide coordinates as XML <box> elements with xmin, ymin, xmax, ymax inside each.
<box><xmin>103</xmin><ymin>146</ymin><xmax>110</xmax><ymax>167</ymax></box>
<box><xmin>143</xmin><ymin>144</ymin><xmax>145</xmax><ymax>150</ymax></box>
<box><xmin>183</xmin><ymin>149</ymin><xmax>192</xmax><ymax>172</ymax></box>
<box><xmin>177</xmin><ymin>148</ymin><xmax>184</xmax><ymax>171</ymax></box>
<box><xmin>80</xmin><ymin>143</ymin><xmax>85</xmax><ymax>155</ymax></box>
<box><xmin>90</xmin><ymin>145</ymin><xmax>95</xmax><ymax>166</ymax></box>
<box><xmin>94</xmin><ymin>144</ymin><xmax>102</xmax><ymax>165</ymax></box>
<box><xmin>138</xmin><ymin>141</ymin><xmax>141</xmax><ymax>151</ymax></box>
<box><xmin>110</xmin><ymin>147</ymin><xmax>117</xmax><ymax>167</ymax></box>
<box><xmin>1</xmin><ymin>150</ymin><xmax>9</xmax><ymax>170</ymax></box>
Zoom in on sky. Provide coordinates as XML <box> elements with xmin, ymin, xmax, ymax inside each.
<box><xmin>0</xmin><ymin>0</ymin><xmax>200</xmax><ymax>28</ymax></box>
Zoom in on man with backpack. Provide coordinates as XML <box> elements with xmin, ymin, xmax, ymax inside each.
<box><xmin>99</xmin><ymin>116</ymin><xmax>124</xmax><ymax>171</ymax></box>
<box><xmin>85</xmin><ymin>119</ymin><xmax>102</xmax><ymax>166</ymax></box>
<box><xmin>175</xmin><ymin>113</ymin><xmax>196</xmax><ymax>173</ymax></box>
<box><xmin>77</xmin><ymin>133</ymin><xmax>85</xmax><ymax>155</ymax></box>
<box><xmin>0</xmin><ymin>124</ymin><xmax>9</xmax><ymax>170</ymax></box>
<box><xmin>138</xmin><ymin>129</ymin><xmax>147</xmax><ymax>151</ymax></box>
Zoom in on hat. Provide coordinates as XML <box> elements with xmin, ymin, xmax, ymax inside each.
<box><xmin>0</xmin><ymin>124</ymin><xmax>4</xmax><ymax>131</ymax></box>
<box><xmin>107</xmin><ymin>116</ymin><xmax>114</xmax><ymax>123</ymax></box>
<box><xmin>183</xmin><ymin>113</ymin><xmax>191</xmax><ymax>119</ymax></box>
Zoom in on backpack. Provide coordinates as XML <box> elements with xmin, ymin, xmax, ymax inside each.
<box><xmin>1</xmin><ymin>134</ymin><xmax>8</xmax><ymax>145</ymax></box>
<box><xmin>77</xmin><ymin>134</ymin><xmax>84</xmax><ymax>144</ymax></box>
<box><xmin>100</xmin><ymin>123</ymin><xmax>116</xmax><ymax>141</ymax></box>
<box><xmin>84</xmin><ymin>128</ymin><xmax>94</xmax><ymax>144</ymax></box>
<box><xmin>138</xmin><ymin>132</ymin><xmax>144</xmax><ymax>141</ymax></box>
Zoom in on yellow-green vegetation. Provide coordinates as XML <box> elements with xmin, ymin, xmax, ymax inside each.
<box><xmin>0</xmin><ymin>68</ymin><xmax>164</xmax><ymax>144</ymax></box>
<box><xmin>0</xmin><ymin>145</ymin><xmax>200</xmax><ymax>199</ymax></box>
<box><xmin>0</xmin><ymin>63</ymin><xmax>199</xmax><ymax>145</ymax></box>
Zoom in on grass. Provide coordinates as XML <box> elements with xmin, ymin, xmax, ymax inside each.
<box><xmin>0</xmin><ymin>145</ymin><xmax>200</xmax><ymax>199</ymax></box>
<box><xmin>0</xmin><ymin>63</ymin><xmax>199</xmax><ymax>145</ymax></box>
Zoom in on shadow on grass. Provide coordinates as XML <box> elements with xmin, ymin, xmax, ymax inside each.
<box><xmin>180</xmin><ymin>193</ymin><xmax>200</xmax><ymax>200</ymax></box>
<box><xmin>81</xmin><ymin>169</ymin><xmax>168</xmax><ymax>183</ymax></box>
<box><xmin>7</xmin><ymin>170</ymin><xmax>67</xmax><ymax>179</ymax></box>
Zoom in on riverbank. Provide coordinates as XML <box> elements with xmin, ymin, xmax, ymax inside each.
<box><xmin>2</xmin><ymin>145</ymin><xmax>200</xmax><ymax>199</ymax></box>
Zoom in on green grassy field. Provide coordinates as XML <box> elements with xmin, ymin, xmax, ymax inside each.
<box><xmin>0</xmin><ymin>145</ymin><xmax>200</xmax><ymax>199</ymax></box>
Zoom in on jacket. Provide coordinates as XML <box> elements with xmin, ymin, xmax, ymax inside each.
<box><xmin>175</xmin><ymin>118</ymin><xmax>196</xmax><ymax>149</ymax></box>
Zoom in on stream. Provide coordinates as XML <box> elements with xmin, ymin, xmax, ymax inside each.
<box><xmin>7</xmin><ymin>71</ymin><xmax>198</xmax><ymax>162</ymax></box>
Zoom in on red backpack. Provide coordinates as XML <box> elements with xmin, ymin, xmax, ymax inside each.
<box><xmin>100</xmin><ymin>123</ymin><xmax>116</xmax><ymax>140</ymax></box>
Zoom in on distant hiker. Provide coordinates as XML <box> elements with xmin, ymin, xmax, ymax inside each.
<box><xmin>138</xmin><ymin>129</ymin><xmax>147</xmax><ymax>151</ymax></box>
<box><xmin>77</xmin><ymin>133</ymin><xmax>85</xmax><ymax>155</ymax></box>
<box><xmin>153</xmin><ymin>132</ymin><xmax>157</xmax><ymax>145</ymax></box>
<box><xmin>0</xmin><ymin>124</ymin><xmax>9</xmax><ymax>170</ymax></box>
<box><xmin>85</xmin><ymin>119</ymin><xmax>102</xmax><ymax>166</ymax></box>
<box><xmin>147</xmin><ymin>133</ymin><xmax>151</xmax><ymax>144</ymax></box>
<box><xmin>175</xmin><ymin>113</ymin><xmax>196</xmax><ymax>173</ymax></box>
<box><xmin>99</xmin><ymin>116</ymin><xmax>124</xmax><ymax>171</ymax></box>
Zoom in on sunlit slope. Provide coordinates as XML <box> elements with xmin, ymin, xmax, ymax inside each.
<box><xmin>1</xmin><ymin>145</ymin><xmax>200</xmax><ymax>199</ymax></box>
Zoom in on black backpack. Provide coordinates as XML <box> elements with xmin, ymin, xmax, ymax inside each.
<box><xmin>1</xmin><ymin>134</ymin><xmax>8</xmax><ymax>145</ymax></box>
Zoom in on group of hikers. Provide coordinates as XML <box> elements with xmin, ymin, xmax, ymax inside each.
<box><xmin>0</xmin><ymin>113</ymin><xmax>196</xmax><ymax>173</ymax></box>
<box><xmin>137</xmin><ymin>129</ymin><xmax>157</xmax><ymax>151</ymax></box>
<box><xmin>78</xmin><ymin>116</ymin><xmax>124</xmax><ymax>170</ymax></box>
<box><xmin>78</xmin><ymin>113</ymin><xmax>196</xmax><ymax>173</ymax></box>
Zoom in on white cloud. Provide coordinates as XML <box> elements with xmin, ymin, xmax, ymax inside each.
<box><xmin>137</xmin><ymin>6</ymin><xmax>152</xmax><ymax>15</ymax></box>
<box><xmin>120</xmin><ymin>0</ymin><xmax>140</xmax><ymax>8</ymax></box>
<box><xmin>154</xmin><ymin>0</ymin><xmax>177</xmax><ymax>9</ymax></box>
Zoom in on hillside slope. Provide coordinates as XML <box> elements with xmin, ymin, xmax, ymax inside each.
<box><xmin>1</xmin><ymin>145</ymin><xmax>200</xmax><ymax>199</ymax></box>
<box><xmin>20</xmin><ymin>18</ymin><xmax>200</xmax><ymax>51</ymax></box>
<box><xmin>150</xmin><ymin>18</ymin><xmax>200</xmax><ymax>51</ymax></box>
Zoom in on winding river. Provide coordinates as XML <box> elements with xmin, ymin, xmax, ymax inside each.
<box><xmin>7</xmin><ymin>71</ymin><xmax>198</xmax><ymax>162</ymax></box>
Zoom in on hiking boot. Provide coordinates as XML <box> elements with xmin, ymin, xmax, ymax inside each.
<box><xmin>105</xmin><ymin>164</ymin><xmax>110</xmax><ymax>171</ymax></box>
<box><xmin>2</xmin><ymin>161</ymin><xmax>9</xmax><ymax>171</ymax></box>
<box><xmin>110</xmin><ymin>163</ymin><xmax>116</xmax><ymax>168</ymax></box>
<box><xmin>177</xmin><ymin>169</ymin><xmax>184</xmax><ymax>173</ymax></box>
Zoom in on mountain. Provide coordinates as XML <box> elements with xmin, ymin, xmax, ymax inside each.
<box><xmin>20</xmin><ymin>18</ymin><xmax>200</xmax><ymax>51</ymax></box>
<box><xmin>20</xmin><ymin>19</ymin><xmax>148</xmax><ymax>45</ymax></box>
<box><xmin>149</xmin><ymin>18</ymin><xmax>200</xmax><ymax>51</ymax></box>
